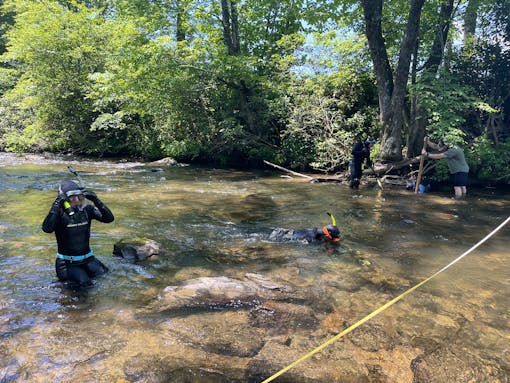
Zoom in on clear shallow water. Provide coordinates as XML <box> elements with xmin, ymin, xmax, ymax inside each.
<box><xmin>0</xmin><ymin>153</ymin><xmax>509</xmax><ymax>382</ymax></box>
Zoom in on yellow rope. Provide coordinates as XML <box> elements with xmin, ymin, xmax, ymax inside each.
<box><xmin>261</xmin><ymin>215</ymin><xmax>510</xmax><ymax>383</ymax></box>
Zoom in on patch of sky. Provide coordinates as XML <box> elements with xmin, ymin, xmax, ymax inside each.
<box><xmin>291</xmin><ymin>28</ymin><xmax>367</xmax><ymax>77</ymax></box>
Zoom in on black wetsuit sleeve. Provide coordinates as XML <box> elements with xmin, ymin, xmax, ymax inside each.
<box><xmin>42</xmin><ymin>206</ymin><xmax>60</xmax><ymax>233</ymax></box>
<box><xmin>88</xmin><ymin>201</ymin><xmax>114</xmax><ymax>223</ymax></box>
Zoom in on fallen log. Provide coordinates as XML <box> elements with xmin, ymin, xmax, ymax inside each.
<box><xmin>263</xmin><ymin>160</ymin><xmax>314</xmax><ymax>180</ymax></box>
<box><xmin>264</xmin><ymin>157</ymin><xmax>429</xmax><ymax>186</ymax></box>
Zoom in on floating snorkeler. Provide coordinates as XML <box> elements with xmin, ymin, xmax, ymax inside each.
<box><xmin>42</xmin><ymin>177</ymin><xmax>114</xmax><ymax>289</ymax></box>
<box><xmin>269</xmin><ymin>212</ymin><xmax>342</xmax><ymax>244</ymax></box>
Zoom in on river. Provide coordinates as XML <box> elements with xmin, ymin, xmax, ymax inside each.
<box><xmin>0</xmin><ymin>153</ymin><xmax>509</xmax><ymax>382</ymax></box>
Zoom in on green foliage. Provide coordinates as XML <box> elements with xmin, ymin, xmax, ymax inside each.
<box><xmin>281</xmin><ymin>33</ymin><xmax>378</xmax><ymax>171</ymax></box>
<box><xmin>411</xmin><ymin>69</ymin><xmax>476</xmax><ymax>146</ymax></box>
<box><xmin>467</xmin><ymin>135</ymin><xmax>510</xmax><ymax>183</ymax></box>
<box><xmin>0</xmin><ymin>0</ymin><xmax>508</xmax><ymax>184</ymax></box>
<box><xmin>0</xmin><ymin>0</ymin><xmax>118</xmax><ymax>153</ymax></box>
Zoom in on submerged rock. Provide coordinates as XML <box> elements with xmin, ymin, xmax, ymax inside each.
<box><xmin>113</xmin><ymin>238</ymin><xmax>163</xmax><ymax>263</ymax></box>
<box><xmin>152</xmin><ymin>274</ymin><xmax>294</xmax><ymax>312</ymax></box>
<box><xmin>160</xmin><ymin>311</ymin><xmax>265</xmax><ymax>357</ymax></box>
<box><xmin>250</xmin><ymin>301</ymin><xmax>319</xmax><ymax>331</ymax></box>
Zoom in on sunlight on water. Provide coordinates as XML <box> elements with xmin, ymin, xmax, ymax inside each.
<box><xmin>0</xmin><ymin>153</ymin><xmax>509</xmax><ymax>382</ymax></box>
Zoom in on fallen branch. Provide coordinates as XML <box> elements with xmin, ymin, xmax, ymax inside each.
<box><xmin>263</xmin><ymin>160</ymin><xmax>314</xmax><ymax>180</ymax></box>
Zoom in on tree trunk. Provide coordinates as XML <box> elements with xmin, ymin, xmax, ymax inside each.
<box><xmin>176</xmin><ymin>0</ymin><xmax>186</xmax><ymax>42</ymax></box>
<box><xmin>361</xmin><ymin>0</ymin><xmax>393</xmax><ymax>126</ymax></box>
<box><xmin>221</xmin><ymin>0</ymin><xmax>240</xmax><ymax>55</ymax></box>
<box><xmin>220</xmin><ymin>0</ymin><xmax>258</xmax><ymax>139</ymax></box>
<box><xmin>463</xmin><ymin>0</ymin><xmax>479</xmax><ymax>43</ymax></box>
<box><xmin>423</xmin><ymin>0</ymin><xmax>454</xmax><ymax>72</ymax></box>
<box><xmin>407</xmin><ymin>0</ymin><xmax>454</xmax><ymax>158</ymax></box>
<box><xmin>408</xmin><ymin>38</ymin><xmax>426</xmax><ymax>159</ymax></box>
<box><xmin>361</xmin><ymin>0</ymin><xmax>425</xmax><ymax>162</ymax></box>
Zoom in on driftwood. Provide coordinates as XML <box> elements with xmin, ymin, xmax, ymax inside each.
<box><xmin>264</xmin><ymin>156</ymin><xmax>429</xmax><ymax>186</ymax></box>
<box><xmin>264</xmin><ymin>160</ymin><xmax>344</xmax><ymax>183</ymax></box>
<box><xmin>263</xmin><ymin>160</ymin><xmax>314</xmax><ymax>179</ymax></box>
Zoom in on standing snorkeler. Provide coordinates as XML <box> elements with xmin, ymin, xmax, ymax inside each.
<box><xmin>42</xmin><ymin>180</ymin><xmax>114</xmax><ymax>288</ymax></box>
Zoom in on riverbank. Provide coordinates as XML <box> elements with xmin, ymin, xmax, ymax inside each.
<box><xmin>2</xmin><ymin>151</ymin><xmax>508</xmax><ymax>195</ymax></box>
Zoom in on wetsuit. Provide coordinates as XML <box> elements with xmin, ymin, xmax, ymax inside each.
<box><xmin>270</xmin><ymin>226</ymin><xmax>340</xmax><ymax>244</ymax></box>
<box><xmin>42</xmin><ymin>201</ymin><xmax>114</xmax><ymax>287</ymax></box>
<box><xmin>350</xmin><ymin>141</ymin><xmax>371</xmax><ymax>189</ymax></box>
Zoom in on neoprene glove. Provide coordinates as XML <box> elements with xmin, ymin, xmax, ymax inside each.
<box><xmin>83</xmin><ymin>190</ymin><xmax>100</xmax><ymax>204</ymax></box>
<box><xmin>50</xmin><ymin>193</ymin><xmax>67</xmax><ymax>213</ymax></box>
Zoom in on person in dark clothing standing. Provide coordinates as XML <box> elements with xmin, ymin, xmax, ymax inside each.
<box><xmin>42</xmin><ymin>180</ymin><xmax>114</xmax><ymax>288</ymax></box>
<box><xmin>349</xmin><ymin>137</ymin><xmax>375</xmax><ymax>189</ymax></box>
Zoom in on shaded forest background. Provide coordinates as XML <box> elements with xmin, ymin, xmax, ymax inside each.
<box><xmin>0</xmin><ymin>0</ymin><xmax>509</xmax><ymax>185</ymax></box>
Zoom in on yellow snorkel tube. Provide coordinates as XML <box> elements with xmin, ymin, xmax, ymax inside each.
<box><xmin>327</xmin><ymin>212</ymin><xmax>336</xmax><ymax>226</ymax></box>
<box><xmin>323</xmin><ymin>212</ymin><xmax>341</xmax><ymax>242</ymax></box>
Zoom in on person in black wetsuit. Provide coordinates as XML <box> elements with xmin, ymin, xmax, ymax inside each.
<box><xmin>349</xmin><ymin>137</ymin><xmax>375</xmax><ymax>189</ymax></box>
<box><xmin>269</xmin><ymin>214</ymin><xmax>342</xmax><ymax>244</ymax></box>
<box><xmin>42</xmin><ymin>180</ymin><xmax>114</xmax><ymax>288</ymax></box>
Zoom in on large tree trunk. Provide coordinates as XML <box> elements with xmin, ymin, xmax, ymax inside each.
<box><xmin>221</xmin><ymin>0</ymin><xmax>240</xmax><ymax>55</ymax></box>
<box><xmin>361</xmin><ymin>0</ymin><xmax>393</xmax><ymax>127</ymax></box>
<box><xmin>407</xmin><ymin>0</ymin><xmax>455</xmax><ymax>158</ymax></box>
<box><xmin>361</xmin><ymin>0</ymin><xmax>425</xmax><ymax>162</ymax></box>
<box><xmin>220</xmin><ymin>0</ymin><xmax>257</xmax><ymax>137</ymax></box>
<box><xmin>463</xmin><ymin>0</ymin><xmax>479</xmax><ymax>42</ymax></box>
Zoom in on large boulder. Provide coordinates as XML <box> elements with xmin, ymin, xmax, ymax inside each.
<box><xmin>152</xmin><ymin>273</ymin><xmax>294</xmax><ymax>312</ymax></box>
<box><xmin>113</xmin><ymin>238</ymin><xmax>163</xmax><ymax>263</ymax></box>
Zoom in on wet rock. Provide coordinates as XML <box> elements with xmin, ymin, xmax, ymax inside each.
<box><xmin>205</xmin><ymin>241</ymin><xmax>283</xmax><ymax>264</ymax></box>
<box><xmin>349</xmin><ymin>323</ymin><xmax>396</xmax><ymax>352</ymax></box>
<box><xmin>247</xmin><ymin>335</ymin><xmax>416</xmax><ymax>382</ymax></box>
<box><xmin>122</xmin><ymin>334</ymin><xmax>250</xmax><ymax>383</ymax></box>
<box><xmin>361</xmin><ymin>267</ymin><xmax>411</xmax><ymax>292</ymax></box>
<box><xmin>113</xmin><ymin>238</ymin><xmax>162</xmax><ymax>263</ymax></box>
<box><xmin>321</xmin><ymin>308</ymin><xmax>356</xmax><ymax>334</ymax></box>
<box><xmin>160</xmin><ymin>311</ymin><xmax>265</xmax><ymax>357</ymax></box>
<box><xmin>149</xmin><ymin>157</ymin><xmax>178</xmax><ymax>166</ymax></box>
<box><xmin>152</xmin><ymin>274</ymin><xmax>294</xmax><ymax>312</ymax></box>
<box><xmin>0</xmin><ymin>346</ymin><xmax>21</xmax><ymax>382</ymax></box>
<box><xmin>250</xmin><ymin>301</ymin><xmax>319</xmax><ymax>331</ymax></box>
<box><xmin>411</xmin><ymin>346</ymin><xmax>508</xmax><ymax>383</ymax></box>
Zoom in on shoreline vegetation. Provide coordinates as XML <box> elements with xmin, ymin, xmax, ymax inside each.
<box><xmin>2</xmin><ymin>151</ymin><xmax>508</xmax><ymax>193</ymax></box>
<box><xmin>1</xmin><ymin>2</ymin><xmax>509</xmax><ymax>190</ymax></box>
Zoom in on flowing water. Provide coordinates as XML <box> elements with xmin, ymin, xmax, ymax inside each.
<box><xmin>0</xmin><ymin>153</ymin><xmax>509</xmax><ymax>383</ymax></box>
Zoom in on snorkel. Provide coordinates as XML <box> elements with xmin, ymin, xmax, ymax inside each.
<box><xmin>327</xmin><ymin>212</ymin><xmax>336</xmax><ymax>226</ymax></box>
<box><xmin>67</xmin><ymin>165</ymin><xmax>85</xmax><ymax>188</ymax></box>
<box><xmin>323</xmin><ymin>212</ymin><xmax>341</xmax><ymax>242</ymax></box>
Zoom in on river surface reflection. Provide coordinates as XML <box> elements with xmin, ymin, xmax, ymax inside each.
<box><xmin>0</xmin><ymin>153</ymin><xmax>509</xmax><ymax>382</ymax></box>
